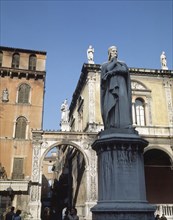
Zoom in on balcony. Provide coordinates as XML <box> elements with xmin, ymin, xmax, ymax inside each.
<box><xmin>0</xmin><ymin>180</ymin><xmax>29</xmax><ymax>192</ymax></box>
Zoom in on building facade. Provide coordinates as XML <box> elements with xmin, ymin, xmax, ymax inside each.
<box><xmin>0</xmin><ymin>46</ymin><xmax>46</xmax><ymax>217</ymax></box>
<box><xmin>0</xmin><ymin>46</ymin><xmax>173</xmax><ymax>220</ymax></box>
<box><xmin>68</xmin><ymin>63</ymin><xmax>173</xmax><ymax>219</ymax></box>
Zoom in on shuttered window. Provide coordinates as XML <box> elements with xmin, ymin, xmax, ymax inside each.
<box><xmin>12</xmin><ymin>158</ymin><xmax>24</xmax><ymax>180</ymax></box>
<box><xmin>15</xmin><ymin>116</ymin><xmax>27</xmax><ymax>139</ymax></box>
<box><xmin>12</xmin><ymin>53</ymin><xmax>20</xmax><ymax>68</ymax></box>
<box><xmin>29</xmin><ymin>54</ymin><xmax>37</xmax><ymax>70</ymax></box>
<box><xmin>18</xmin><ymin>84</ymin><xmax>30</xmax><ymax>103</ymax></box>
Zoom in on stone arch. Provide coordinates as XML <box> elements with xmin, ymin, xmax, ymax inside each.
<box><xmin>131</xmin><ymin>79</ymin><xmax>149</xmax><ymax>91</ymax></box>
<box><xmin>30</xmin><ymin>132</ymin><xmax>97</xmax><ymax>220</ymax></box>
<box><xmin>144</xmin><ymin>145</ymin><xmax>173</xmax><ymax>165</ymax></box>
<box><xmin>143</xmin><ymin>147</ymin><xmax>173</xmax><ymax>205</ymax></box>
<box><xmin>40</xmin><ymin>141</ymin><xmax>90</xmax><ymax>168</ymax></box>
<box><xmin>39</xmin><ymin>139</ymin><xmax>94</xmax><ymax>220</ymax></box>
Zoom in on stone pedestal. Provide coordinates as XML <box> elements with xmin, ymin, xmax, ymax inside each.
<box><xmin>91</xmin><ymin>129</ymin><xmax>155</xmax><ymax>220</ymax></box>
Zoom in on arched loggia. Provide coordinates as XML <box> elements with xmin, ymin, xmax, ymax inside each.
<box><xmin>144</xmin><ymin>148</ymin><xmax>173</xmax><ymax>204</ymax></box>
<box><xmin>40</xmin><ymin>142</ymin><xmax>89</xmax><ymax>220</ymax></box>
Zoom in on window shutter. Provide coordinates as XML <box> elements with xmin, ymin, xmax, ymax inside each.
<box><xmin>12</xmin><ymin>158</ymin><xmax>24</xmax><ymax>180</ymax></box>
<box><xmin>18</xmin><ymin>84</ymin><xmax>30</xmax><ymax>103</ymax></box>
<box><xmin>15</xmin><ymin>116</ymin><xmax>27</xmax><ymax>139</ymax></box>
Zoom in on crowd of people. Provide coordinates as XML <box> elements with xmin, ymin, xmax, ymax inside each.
<box><xmin>155</xmin><ymin>214</ymin><xmax>167</xmax><ymax>220</ymax></box>
<box><xmin>42</xmin><ymin>206</ymin><xmax>79</xmax><ymax>220</ymax></box>
<box><xmin>63</xmin><ymin>207</ymin><xmax>79</xmax><ymax>220</ymax></box>
<box><xmin>4</xmin><ymin>206</ymin><xmax>169</xmax><ymax>220</ymax></box>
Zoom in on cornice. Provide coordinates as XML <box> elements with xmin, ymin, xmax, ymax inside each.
<box><xmin>69</xmin><ymin>63</ymin><xmax>173</xmax><ymax>116</ymax></box>
<box><xmin>130</xmin><ymin>67</ymin><xmax>173</xmax><ymax>77</ymax></box>
<box><xmin>0</xmin><ymin>45</ymin><xmax>47</xmax><ymax>55</ymax></box>
<box><xmin>0</xmin><ymin>67</ymin><xmax>46</xmax><ymax>80</ymax></box>
<box><xmin>69</xmin><ymin>63</ymin><xmax>101</xmax><ymax>116</ymax></box>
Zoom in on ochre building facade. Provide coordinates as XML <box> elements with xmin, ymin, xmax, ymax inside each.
<box><xmin>0</xmin><ymin>46</ymin><xmax>46</xmax><ymax>218</ymax></box>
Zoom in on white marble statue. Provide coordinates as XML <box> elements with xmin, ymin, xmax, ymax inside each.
<box><xmin>2</xmin><ymin>88</ymin><xmax>9</xmax><ymax>102</ymax></box>
<box><xmin>160</xmin><ymin>51</ymin><xmax>168</xmax><ymax>70</ymax></box>
<box><xmin>61</xmin><ymin>99</ymin><xmax>69</xmax><ymax>122</ymax></box>
<box><xmin>87</xmin><ymin>45</ymin><xmax>94</xmax><ymax>64</ymax></box>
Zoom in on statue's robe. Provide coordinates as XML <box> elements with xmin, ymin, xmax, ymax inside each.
<box><xmin>101</xmin><ymin>59</ymin><xmax>132</xmax><ymax>130</ymax></box>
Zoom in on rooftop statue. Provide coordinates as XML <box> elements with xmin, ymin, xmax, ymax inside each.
<box><xmin>61</xmin><ymin>99</ymin><xmax>69</xmax><ymax>122</ymax></box>
<box><xmin>160</xmin><ymin>51</ymin><xmax>168</xmax><ymax>70</ymax></box>
<box><xmin>101</xmin><ymin>46</ymin><xmax>132</xmax><ymax>130</ymax></box>
<box><xmin>87</xmin><ymin>45</ymin><xmax>94</xmax><ymax>64</ymax></box>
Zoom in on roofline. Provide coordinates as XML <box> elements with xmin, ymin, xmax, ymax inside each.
<box><xmin>69</xmin><ymin>63</ymin><xmax>173</xmax><ymax>116</ymax></box>
<box><xmin>0</xmin><ymin>46</ymin><xmax>47</xmax><ymax>55</ymax></box>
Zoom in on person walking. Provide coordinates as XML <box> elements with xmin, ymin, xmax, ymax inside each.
<box><xmin>160</xmin><ymin>214</ymin><xmax>167</xmax><ymax>220</ymax></box>
<box><xmin>67</xmin><ymin>208</ymin><xmax>79</xmax><ymax>220</ymax></box>
<box><xmin>5</xmin><ymin>207</ymin><xmax>15</xmax><ymax>220</ymax></box>
<box><xmin>13</xmin><ymin>210</ymin><xmax>21</xmax><ymax>220</ymax></box>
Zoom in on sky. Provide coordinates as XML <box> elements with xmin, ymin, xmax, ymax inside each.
<box><xmin>0</xmin><ymin>0</ymin><xmax>173</xmax><ymax>130</ymax></box>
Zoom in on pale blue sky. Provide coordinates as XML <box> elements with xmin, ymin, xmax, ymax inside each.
<box><xmin>1</xmin><ymin>0</ymin><xmax>173</xmax><ymax>130</ymax></box>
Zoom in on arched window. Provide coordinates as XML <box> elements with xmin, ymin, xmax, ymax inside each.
<box><xmin>135</xmin><ymin>98</ymin><xmax>145</xmax><ymax>126</ymax></box>
<box><xmin>0</xmin><ymin>51</ymin><xmax>3</xmax><ymax>67</ymax></box>
<box><xmin>15</xmin><ymin>116</ymin><xmax>27</xmax><ymax>139</ymax></box>
<box><xmin>12</xmin><ymin>53</ymin><xmax>20</xmax><ymax>68</ymax></box>
<box><xmin>29</xmin><ymin>54</ymin><xmax>37</xmax><ymax>70</ymax></box>
<box><xmin>17</xmin><ymin>83</ymin><xmax>30</xmax><ymax>103</ymax></box>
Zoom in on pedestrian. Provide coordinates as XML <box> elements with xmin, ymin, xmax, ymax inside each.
<box><xmin>160</xmin><ymin>214</ymin><xmax>167</xmax><ymax>220</ymax></box>
<box><xmin>42</xmin><ymin>207</ymin><xmax>51</xmax><ymax>220</ymax></box>
<box><xmin>5</xmin><ymin>207</ymin><xmax>15</xmax><ymax>220</ymax></box>
<box><xmin>13</xmin><ymin>210</ymin><xmax>21</xmax><ymax>220</ymax></box>
<box><xmin>63</xmin><ymin>208</ymin><xmax>70</xmax><ymax>220</ymax></box>
<box><xmin>155</xmin><ymin>214</ymin><xmax>160</xmax><ymax>220</ymax></box>
<box><xmin>67</xmin><ymin>208</ymin><xmax>79</xmax><ymax>220</ymax></box>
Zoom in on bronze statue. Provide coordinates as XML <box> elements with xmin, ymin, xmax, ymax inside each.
<box><xmin>101</xmin><ymin>46</ymin><xmax>132</xmax><ymax>130</ymax></box>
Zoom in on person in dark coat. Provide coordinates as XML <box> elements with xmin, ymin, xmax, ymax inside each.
<box><xmin>5</xmin><ymin>207</ymin><xmax>15</xmax><ymax>220</ymax></box>
<box><xmin>160</xmin><ymin>214</ymin><xmax>167</xmax><ymax>220</ymax></box>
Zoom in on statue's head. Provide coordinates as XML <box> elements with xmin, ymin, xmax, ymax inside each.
<box><xmin>108</xmin><ymin>46</ymin><xmax>118</xmax><ymax>61</ymax></box>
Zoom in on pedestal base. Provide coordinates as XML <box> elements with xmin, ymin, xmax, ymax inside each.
<box><xmin>91</xmin><ymin>130</ymin><xmax>155</xmax><ymax>220</ymax></box>
<box><xmin>92</xmin><ymin>201</ymin><xmax>155</xmax><ymax>220</ymax></box>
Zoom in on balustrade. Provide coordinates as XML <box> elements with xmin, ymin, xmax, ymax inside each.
<box><xmin>155</xmin><ymin>204</ymin><xmax>173</xmax><ymax>219</ymax></box>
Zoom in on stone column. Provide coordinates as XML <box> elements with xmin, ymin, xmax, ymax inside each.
<box><xmin>91</xmin><ymin>130</ymin><xmax>155</xmax><ymax>220</ymax></box>
<box><xmin>85</xmin><ymin>149</ymin><xmax>98</xmax><ymax>220</ymax></box>
<box><xmin>28</xmin><ymin>131</ymin><xmax>43</xmax><ymax>220</ymax></box>
<box><xmin>132</xmin><ymin>101</ymin><xmax>136</xmax><ymax>126</ymax></box>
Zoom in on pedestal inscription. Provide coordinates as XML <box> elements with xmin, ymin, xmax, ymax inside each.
<box><xmin>91</xmin><ymin>133</ymin><xmax>155</xmax><ymax>220</ymax></box>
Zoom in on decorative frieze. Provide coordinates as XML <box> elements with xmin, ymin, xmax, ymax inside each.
<box><xmin>89</xmin><ymin>149</ymin><xmax>97</xmax><ymax>201</ymax></box>
<box><xmin>32</xmin><ymin>142</ymin><xmax>41</xmax><ymax>183</ymax></box>
<box><xmin>163</xmin><ymin>79</ymin><xmax>173</xmax><ymax>126</ymax></box>
<box><xmin>88</xmin><ymin>73</ymin><xmax>96</xmax><ymax>124</ymax></box>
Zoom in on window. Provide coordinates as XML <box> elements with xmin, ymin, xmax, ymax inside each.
<box><xmin>15</xmin><ymin>116</ymin><xmax>27</xmax><ymax>139</ymax></box>
<box><xmin>131</xmin><ymin>80</ymin><xmax>151</xmax><ymax>126</ymax></box>
<box><xmin>17</xmin><ymin>83</ymin><xmax>30</xmax><ymax>103</ymax></box>
<box><xmin>135</xmin><ymin>98</ymin><xmax>145</xmax><ymax>126</ymax></box>
<box><xmin>29</xmin><ymin>54</ymin><xmax>37</xmax><ymax>70</ymax></box>
<box><xmin>0</xmin><ymin>51</ymin><xmax>3</xmax><ymax>67</ymax></box>
<box><xmin>12</xmin><ymin>158</ymin><xmax>24</xmax><ymax>180</ymax></box>
<box><xmin>12</xmin><ymin>53</ymin><xmax>20</xmax><ymax>68</ymax></box>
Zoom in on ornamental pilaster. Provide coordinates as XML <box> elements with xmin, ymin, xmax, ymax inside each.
<box><xmin>87</xmin><ymin>73</ymin><xmax>96</xmax><ymax>125</ymax></box>
<box><xmin>163</xmin><ymin>78</ymin><xmax>173</xmax><ymax>126</ymax></box>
